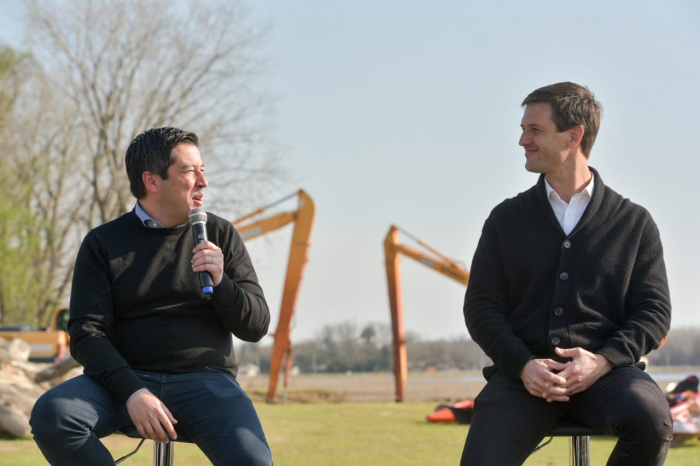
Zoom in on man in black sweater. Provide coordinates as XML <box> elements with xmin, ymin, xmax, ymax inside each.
<box><xmin>461</xmin><ymin>83</ymin><xmax>672</xmax><ymax>465</ymax></box>
<box><xmin>30</xmin><ymin>128</ymin><xmax>273</xmax><ymax>465</ymax></box>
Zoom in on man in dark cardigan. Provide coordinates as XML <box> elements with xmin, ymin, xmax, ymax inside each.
<box><xmin>461</xmin><ymin>82</ymin><xmax>672</xmax><ymax>465</ymax></box>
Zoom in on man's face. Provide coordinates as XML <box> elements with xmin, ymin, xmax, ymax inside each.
<box><xmin>519</xmin><ymin>102</ymin><xmax>571</xmax><ymax>174</ymax></box>
<box><xmin>156</xmin><ymin>143</ymin><xmax>208</xmax><ymax>225</ymax></box>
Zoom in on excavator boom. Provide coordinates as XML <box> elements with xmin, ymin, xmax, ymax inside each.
<box><xmin>384</xmin><ymin>224</ymin><xmax>469</xmax><ymax>402</ymax></box>
<box><xmin>233</xmin><ymin>190</ymin><xmax>316</xmax><ymax>402</ymax></box>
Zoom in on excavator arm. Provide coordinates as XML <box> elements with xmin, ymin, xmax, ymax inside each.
<box><xmin>384</xmin><ymin>224</ymin><xmax>469</xmax><ymax>402</ymax></box>
<box><xmin>233</xmin><ymin>190</ymin><xmax>316</xmax><ymax>402</ymax></box>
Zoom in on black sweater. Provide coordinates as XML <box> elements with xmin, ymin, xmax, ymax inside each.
<box><xmin>464</xmin><ymin>168</ymin><xmax>671</xmax><ymax>380</ymax></box>
<box><xmin>68</xmin><ymin>210</ymin><xmax>270</xmax><ymax>403</ymax></box>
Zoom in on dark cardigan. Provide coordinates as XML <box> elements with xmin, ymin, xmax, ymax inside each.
<box><xmin>68</xmin><ymin>210</ymin><xmax>270</xmax><ymax>403</ymax></box>
<box><xmin>464</xmin><ymin>168</ymin><xmax>671</xmax><ymax>380</ymax></box>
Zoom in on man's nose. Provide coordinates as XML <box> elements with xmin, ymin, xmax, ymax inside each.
<box><xmin>198</xmin><ymin>171</ymin><xmax>208</xmax><ymax>187</ymax></box>
<box><xmin>519</xmin><ymin>132</ymin><xmax>530</xmax><ymax>146</ymax></box>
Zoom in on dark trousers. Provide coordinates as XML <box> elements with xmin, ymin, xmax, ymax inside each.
<box><xmin>461</xmin><ymin>366</ymin><xmax>672</xmax><ymax>466</ymax></box>
<box><xmin>30</xmin><ymin>368</ymin><xmax>272</xmax><ymax>466</ymax></box>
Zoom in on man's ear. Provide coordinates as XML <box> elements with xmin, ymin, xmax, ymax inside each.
<box><xmin>142</xmin><ymin>171</ymin><xmax>159</xmax><ymax>195</ymax></box>
<box><xmin>568</xmin><ymin>125</ymin><xmax>585</xmax><ymax>149</ymax></box>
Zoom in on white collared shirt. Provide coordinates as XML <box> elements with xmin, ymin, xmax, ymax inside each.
<box><xmin>544</xmin><ymin>174</ymin><xmax>595</xmax><ymax>236</ymax></box>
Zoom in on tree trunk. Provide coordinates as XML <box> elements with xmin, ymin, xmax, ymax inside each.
<box><xmin>0</xmin><ymin>400</ymin><xmax>30</xmax><ymax>438</ymax></box>
<box><xmin>0</xmin><ymin>338</ymin><xmax>81</xmax><ymax>437</ymax></box>
<box><xmin>35</xmin><ymin>355</ymin><xmax>81</xmax><ymax>384</ymax></box>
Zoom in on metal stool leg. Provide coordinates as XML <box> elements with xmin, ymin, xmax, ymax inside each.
<box><xmin>153</xmin><ymin>441</ymin><xmax>175</xmax><ymax>466</ymax></box>
<box><xmin>569</xmin><ymin>435</ymin><xmax>590</xmax><ymax>466</ymax></box>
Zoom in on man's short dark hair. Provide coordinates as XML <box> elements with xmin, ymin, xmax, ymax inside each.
<box><xmin>125</xmin><ymin>127</ymin><xmax>199</xmax><ymax>199</ymax></box>
<box><xmin>522</xmin><ymin>82</ymin><xmax>602</xmax><ymax>158</ymax></box>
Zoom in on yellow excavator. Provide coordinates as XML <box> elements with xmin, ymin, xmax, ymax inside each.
<box><xmin>233</xmin><ymin>190</ymin><xmax>316</xmax><ymax>402</ymax></box>
<box><xmin>0</xmin><ymin>306</ymin><xmax>70</xmax><ymax>362</ymax></box>
<box><xmin>384</xmin><ymin>225</ymin><xmax>469</xmax><ymax>402</ymax></box>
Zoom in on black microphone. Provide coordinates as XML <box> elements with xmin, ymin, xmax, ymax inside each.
<box><xmin>188</xmin><ymin>208</ymin><xmax>214</xmax><ymax>295</ymax></box>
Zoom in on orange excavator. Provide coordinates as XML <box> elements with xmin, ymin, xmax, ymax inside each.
<box><xmin>384</xmin><ymin>225</ymin><xmax>469</xmax><ymax>402</ymax></box>
<box><xmin>233</xmin><ymin>190</ymin><xmax>316</xmax><ymax>402</ymax></box>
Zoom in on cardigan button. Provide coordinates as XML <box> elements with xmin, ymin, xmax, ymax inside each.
<box><xmin>551</xmin><ymin>337</ymin><xmax>561</xmax><ymax>345</ymax></box>
<box><xmin>563</xmin><ymin>240</ymin><xmax>571</xmax><ymax>249</ymax></box>
<box><xmin>554</xmin><ymin>307</ymin><xmax>563</xmax><ymax>316</ymax></box>
<box><xmin>560</xmin><ymin>272</ymin><xmax>569</xmax><ymax>280</ymax></box>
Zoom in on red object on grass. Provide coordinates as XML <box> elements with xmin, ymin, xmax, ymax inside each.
<box><xmin>426</xmin><ymin>399</ymin><xmax>475</xmax><ymax>424</ymax></box>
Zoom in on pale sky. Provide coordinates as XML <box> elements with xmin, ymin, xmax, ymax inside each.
<box><xmin>2</xmin><ymin>1</ymin><xmax>699</xmax><ymax>343</ymax></box>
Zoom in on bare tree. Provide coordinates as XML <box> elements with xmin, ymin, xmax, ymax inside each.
<box><xmin>24</xmin><ymin>0</ymin><xmax>281</xmax><ymax>228</ymax></box>
<box><xmin>0</xmin><ymin>0</ymin><xmax>282</xmax><ymax>325</ymax></box>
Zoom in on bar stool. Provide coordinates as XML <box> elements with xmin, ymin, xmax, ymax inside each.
<box><xmin>116</xmin><ymin>426</ymin><xmax>193</xmax><ymax>466</ymax></box>
<box><xmin>533</xmin><ymin>416</ymin><xmax>604</xmax><ymax>466</ymax></box>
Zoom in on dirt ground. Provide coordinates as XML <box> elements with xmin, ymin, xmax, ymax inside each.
<box><xmin>238</xmin><ymin>371</ymin><xmax>487</xmax><ymax>403</ymax></box>
<box><xmin>238</xmin><ymin>367</ymin><xmax>693</xmax><ymax>404</ymax></box>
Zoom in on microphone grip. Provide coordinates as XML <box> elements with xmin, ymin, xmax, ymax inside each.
<box><xmin>199</xmin><ymin>268</ymin><xmax>214</xmax><ymax>292</ymax></box>
<box><xmin>191</xmin><ymin>222</ymin><xmax>214</xmax><ymax>295</ymax></box>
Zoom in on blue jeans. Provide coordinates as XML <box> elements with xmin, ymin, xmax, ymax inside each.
<box><xmin>30</xmin><ymin>368</ymin><xmax>272</xmax><ymax>465</ymax></box>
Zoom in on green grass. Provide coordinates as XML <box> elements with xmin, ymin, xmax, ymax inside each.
<box><xmin>2</xmin><ymin>402</ymin><xmax>699</xmax><ymax>465</ymax></box>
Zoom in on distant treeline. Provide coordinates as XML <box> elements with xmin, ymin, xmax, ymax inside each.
<box><xmin>237</xmin><ymin>322</ymin><xmax>700</xmax><ymax>373</ymax></box>
<box><xmin>646</xmin><ymin>327</ymin><xmax>700</xmax><ymax>367</ymax></box>
<box><xmin>237</xmin><ymin>322</ymin><xmax>700</xmax><ymax>374</ymax></box>
<box><xmin>237</xmin><ymin>321</ymin><xmax>486</xmax><ymax>374</ymax></box>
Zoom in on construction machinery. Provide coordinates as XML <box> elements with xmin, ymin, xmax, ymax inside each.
<box><xmin>0</xmin><ymin>306</ymin><xmax>70</xmax><ymax>362</ymax></box>
<box><xmin>384</xmin><ymin>225</ymin><xmax>469</xmax><ymax>402</ymax></box>
<box><xmin>233</xmin><ymin>190</ymin><xmax>316</xmax><ymax>402</ymax></box>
